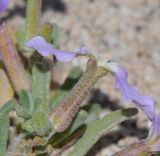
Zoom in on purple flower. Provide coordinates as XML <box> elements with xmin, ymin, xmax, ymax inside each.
<box><xmin>113</xmin><ymin>65</ymin><xmax>160</xmax><ymax>151</ymax></box>
<box><xmin>148</xmin><ymin>115</ymin><xmax>160</xmax><ymax>141</ymax></box>
<box><xmin>0</xmin><ymin>0</ymin><xmax>9</xmax><ymax>13</ymax></box>
<box><xmin>26</xmin><ymin>36</ymin><xmax>88</xmax><ymax>62</ymax></box>
<box><xmin>106</xmin><ymin>61</ymin><xmax>160</xmax><ymax>142</ymax></box>
<box><xmin>114</xmin><ymin>65</ymin><xmax>156</xmax><ymax>120</ymax></box>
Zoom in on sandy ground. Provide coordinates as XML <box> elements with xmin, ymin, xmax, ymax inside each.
<box><xmin>1</xmin><ymin>0</ymin><xmax>160</xmax><ymax>155</ymax></box>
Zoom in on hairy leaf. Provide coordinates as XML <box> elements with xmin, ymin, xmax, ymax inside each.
<box><xmin>0</xmin><ymin>113</ymin><xmax>9</xmax><ymax>156</ymax></box>
<box><xmin>0</xmin><ymin>100</ymin><xmax>16</xmax><ymax>119</ymax></box>
<box><xmin>16</xmin><ymin>90</ymin><xmax>34</xmax><ymax>119</ymax></box>
<box><xmin>32</xmin><ymin>62</ymin><xmax>51</xmax><ymax>106</ymax></box>
<box><xmin>70</xmin><ymin>108</ymin><xmax>138</xmax><ymax>156</ymax></box>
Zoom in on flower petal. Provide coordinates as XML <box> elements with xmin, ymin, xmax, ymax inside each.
<box><xmin>26</xmin><ymin>36</ymin><xmax>53</xmax><ymax>56</ymax></box>
<box><xmin>106</xmin><ymin>62</ymin><xmax>160</xmax><ymax>146</ymax></box>
<box><xmin>115</xmin><ymin>66</ymin><xmax>156</xmax><ymax>120</ymax></box>
<box><xmin>106</xmin><ymin>62</ymin><xmax>156</xmax><ymax>121</ymax></box>
<box><xmin>0</xmin><ymin>0</ymin><xmax>9</xmax><ymax>13</ymax></box>
<box><xmin>26</xmin><ymin>36</ymin><xmax>88</xmax><ymax>62</ymax></box>
<box><xmin>148</xmin><ymin>115</ymin><xmax>160</xmax><ymax>141</ymax></box>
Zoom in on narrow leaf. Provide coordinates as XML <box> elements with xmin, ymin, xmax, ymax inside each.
<box><xmin>83</xmin><ymin>104</ymin><xmax>101</xmax><ymax>124</ymax></box>
<box><xmin>32</xmin><ymin>61</ymin><xmax>51</xmax><ymax>105</ymax></box>
<box><xmin>15</xmin><ymin>90</ymin><xmax>34</xmax><ymax>119</ymax></box>
<box><xmin>19</xmin><ymin>90</ymin><xmax>34</xmax><ymax>114</ymax></box>
<box><xmin>0</xmin><ymin>114</ymin><xmax>9</xmax><ymax>156</ymax></box>
<box><xmin>0</xmin><ymin>100</ymin><xmax>15</xmax><ymax>119</ymax></box>
<box><xmin>0</xmin><ymin>100</ymin><xmax>13</xmax><ymax>155</ymax></box>
<box><xmin>70</xmin><ymin>108</ymin><xmax>138</xmax><ymax>156</ymax></box>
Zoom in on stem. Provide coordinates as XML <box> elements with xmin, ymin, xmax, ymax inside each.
<box><xmin>25</xmin><ymin>0</ymin><xmax>42</xmax><ymax>39</ymax></box>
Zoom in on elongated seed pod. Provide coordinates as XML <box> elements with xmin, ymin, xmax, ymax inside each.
<box><xmin>0</xmin><ymin>24</ymin><xmax>31</xmax><ymax>92</ymax></box>
<box><xmin>51</xmin><ymin>59</ymin><xmax>107</xmax><ymax>132</ymax></box>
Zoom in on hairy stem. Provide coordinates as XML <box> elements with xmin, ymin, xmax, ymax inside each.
<box><xmin>25</xmin><ymin>0</ymin><xmax>42</xmax><ymax>39</ymax></box>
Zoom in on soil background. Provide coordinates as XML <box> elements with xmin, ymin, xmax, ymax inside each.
<box><xmin>1</xmin><ymin>0</ymin><xmax>160</xmax><ymax>155</ymax></box>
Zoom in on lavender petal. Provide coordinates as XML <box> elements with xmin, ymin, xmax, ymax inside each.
<box><xmin>0</xmin><ymin>0</ymin><xmax>9</xmax><ymax>13</ymax></box>
<box><xmin>148</xmin><ymin>115</ymin><xmax>160</xmax><ymax>141</ymax></box>
<box><xmin>26</xmin><ymin>36</ymin><xmax>88</xmax><ymax>62</ymax></box>
<box><xmin>114</xmin><ymin>66</ymin><xmax>155</xmax><ymax>120</ymax></box>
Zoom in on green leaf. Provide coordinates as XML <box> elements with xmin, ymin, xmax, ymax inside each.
<box><xmin>51</xmin><ymin>67</ymin><xmax>83</xmax><ymax>110</ymax></box>
<box><xmin>83</xmin><ymin>104</ymin><xmax>101</xmax><ymax>124</ymax></box>
<box><xmin>19</xmin><ymin>90</ymin><xmax>34</xmax><ymax>112</ymax></box>
<box><xmin>0</xmin><ymin>100</ymin><xmax>15</xmax><ymax>119</ymax></box>
<box><xmin>0</xmin><ymin>113</ymin><xmax>9</xmax><ymax>156</ymax></box>
<box><xmin>70</xmin><ymin>108</ymin><xmax>138</xmax><ymax>156</ymax></box>
<box><xmin>16</xmin><ymin>90</ymin><xmax>34</xmax><ymax>119</ymax></box>
<box><xmin>32</xmin><ymin>62</ymin><xmax>51</xmax><ymax>106</ymax></box>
